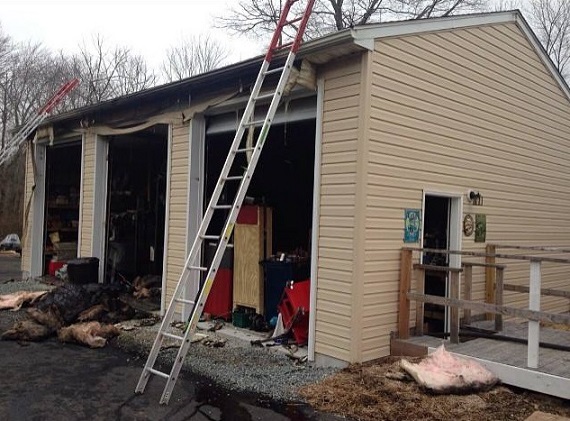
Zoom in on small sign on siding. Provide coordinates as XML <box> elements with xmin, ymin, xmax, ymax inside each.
<box><xmin>475</xmin><ymin>214</ymin><xmax>487</xmax><ymax>243</ymax></box>
<box><xmin>404</xmin><ymin>209</ymin><xmax>421</xmax><ymax>243</ymax></box>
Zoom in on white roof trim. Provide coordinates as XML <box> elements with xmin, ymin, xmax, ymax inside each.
<box><xmin>348</xmin><ymin>10</ymin><xmax>570</xmax><ymax>103</ymax></box>
<box><xmin>350</xmin><ymin>11</ymin><xmax>517</xmax><ymax>44</ymax></box>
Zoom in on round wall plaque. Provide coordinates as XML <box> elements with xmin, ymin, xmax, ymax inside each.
<box><xmin>463</xmin><ymin>214</ymin><xmax>474</xmax><ymax>236</ymax></box>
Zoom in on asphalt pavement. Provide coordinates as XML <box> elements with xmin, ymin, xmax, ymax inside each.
<box><xmin>0</xmin><ymin>253</ymin><xmax>332</xmax><ymax>421</ymax></box>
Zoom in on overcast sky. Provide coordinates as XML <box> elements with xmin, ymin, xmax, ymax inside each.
<box><xmin>0</xmin><ymin>0</ymin><xmax>264</xmax><ymax>70</ymax></box>
<box><xmin>1</xmin><ymin>0</ymin><xmax>529</xmax><ymax>72</ymax></box>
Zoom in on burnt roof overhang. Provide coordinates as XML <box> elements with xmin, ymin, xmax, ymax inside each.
<box><xmin>43</xmin><ymin>28</ymin><xmax>361</xmax><ymax>131</ymax></box>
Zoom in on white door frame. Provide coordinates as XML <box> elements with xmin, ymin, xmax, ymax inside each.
<box><xmin>420</xmin><ymin>190</ymin><xmax>463</xmax><ymax>268</ymax></box>
<box><xmin>92</xmin><ymin>135</ymin><xmax>109</xmax><ymax>282</ymax></box>
<box><xmin>308</xmin><ymin>78</ymin><xmax>324</xmax><ymax>362</ymax></box>
<box><xmin>421</xmin><ymin>190</ymin><xmax>463</xmax><ymax>331</ymax></box>
<box><xmin>181</xmin><ymin>115</ymin><xmax>206</xmax><ymax>319</ymax></box>
<box><xmin>30</xmin><ymin>143</ymin><xmax>47</xmax><ymax>277</ymax></box>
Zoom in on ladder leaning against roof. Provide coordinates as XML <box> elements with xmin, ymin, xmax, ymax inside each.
<box><xmin>0</xmin><ymin>78</ymin><xmax>80</xmax><ymax>168</ymax></box>
<box><xmin>135</xmin><ymin>0</ymin><xmax>316</xmax><ymax>405</ymax></box>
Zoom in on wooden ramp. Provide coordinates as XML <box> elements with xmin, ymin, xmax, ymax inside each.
<box><xmin>392</xmin><ymin>321</ymin><xmax>570</xmax><ymax>400</ymax></box>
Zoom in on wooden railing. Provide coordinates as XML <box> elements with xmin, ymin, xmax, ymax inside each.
<box><xmin>398</xmin><ymin>247</ymin><xmax>570</xmax><ymax>369</ymax></box>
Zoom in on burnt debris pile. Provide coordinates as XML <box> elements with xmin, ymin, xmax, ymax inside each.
<box><xmin>1</xmin><ymin>280</ymin><xmax>157</xmax><ymax>348</ymax></box>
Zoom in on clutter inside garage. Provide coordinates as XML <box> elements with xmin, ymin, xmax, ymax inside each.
<box><xmin>44</xmin><ymin>142</ymin><xmax>82</xmax><ymax>276</ymax></box>
<box><xmin>105</xmin><ymin>125</ymin><xmax>168</xmax><ymax>301</ymax></box>
<box><xmin>203</xmin><ymin>115</ymin><xmax>315</xmax><ymax>344</ymax></box>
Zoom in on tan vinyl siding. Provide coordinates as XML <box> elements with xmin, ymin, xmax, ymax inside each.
<box><xmin>79</xmin><ymin>132</ymin><xmax>96</xmax><ymax>257</ymax></box>
<box><xmin>363</xmin><ymin>22</ymin><xmax>570</xmax><ymax>361</ymax></box>
<box><xmin>316</xmin><ymin>56</ymin><xmax>362</xmax><ymax>362</ymax></box>
<box><xmin>21</xmin><ymin>144</ymin><xmax>34</xmax><ymax>274</ymax></box>
<box><xmin>165</xmin><ymin>122</ymin><xmax>189</xmax><ymax>305</ymax></box>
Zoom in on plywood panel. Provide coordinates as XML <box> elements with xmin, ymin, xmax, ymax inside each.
<box><xmin>233</xmin><ymin>207</ymin><xmax>272</xmax><ymax>314</ymax></box>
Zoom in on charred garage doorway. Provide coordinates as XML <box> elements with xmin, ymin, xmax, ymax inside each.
<box><xmin>43</xmin><ymin>142</ymin><xmax>82</xmax><ymax>274</ymax></box>
<box><xmin>104</xmin><ymin>125</ymin><xmax>168</xmax><ymax>284</ymax></box>
<box><xmin>204</xmin><ymin>95</ymin><xmax>316</xmax><ymax>321</ymax></box>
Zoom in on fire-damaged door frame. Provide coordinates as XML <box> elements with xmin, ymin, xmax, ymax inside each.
<box><xmin>90</xmin><ymin>126</ymin><xmax>171</xmax><ymax>284</ymax></box>
<box><xmin>182</xmin><ymin>86</ymin><xmax>323</xmax><ymax>359</ymax></box>
<box><xmin>28</xmin><ymin>136</ymin><xmax>84</xmax><ymax>278</ymax></box>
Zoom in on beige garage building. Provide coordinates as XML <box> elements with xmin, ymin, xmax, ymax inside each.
<box><xmin>22</xmin><ymin>10</ymin><xmax>570</xmax><ymax>366</ymax></box>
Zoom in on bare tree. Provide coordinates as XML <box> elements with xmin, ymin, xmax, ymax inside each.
<box><xmin>527</xmin><ymin>0</ymin><xmax>570</xmax><ymax>79</ymax></box>
<box><xmin>0</xmin><ymin>25</ymin><xmax>13</xmax><ymax>149</ymax></box>
<box><xmin>1</xmin><ymin>42</ymin><xmax>55</xmax><ymax>136</ymax></box>
<box><xmin>74</xmin><ymin>34</ymin><xmax>156</xmax><ymax>105</ymax></box>
<box><xmin>489</xmin><ymin>0</ymin><xmax>522</xmax><ymax>11</ymax></box>
<box><xmin>161</xmin><ymin>34</ymin><xmax>229</xmax><ymax>83</ymax></box>
<box><xmin>217</xmin><ymin>0</ymin><xmax>489</xmax><ymax>41</ymax></box>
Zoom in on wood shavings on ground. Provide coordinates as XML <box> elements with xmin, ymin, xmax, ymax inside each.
<box><xmin>298</xmin><ymin>356</ymin><xmax>570</xmax><ymax>421</ymax></box>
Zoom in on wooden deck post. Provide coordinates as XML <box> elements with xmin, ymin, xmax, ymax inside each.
<box><xmin>463</xmin><ymin>264</ymin><xmax>472</xmax><ymax>326</ymax></box>
<box><xmin>398</xmin><ymin>249</ymin><xmax>413</xmax><ymax>339</ymax></box>
<box><xmin>415</xmin><ymin>268</ymin><xmax>425</xmax><ymax>336</ymax></box>
<box><xmin>495</xmin><ymin>266</ymin><xmax>504</xmax><ymax>332</ymax></box>
<box><xmin>528</xmin><ymin>260</ymin><xmax>541</xmax><ymax>369</ymax></box>
<box><xmin>449</xmin><ymin>271</ymin><xmax>460</xmax><ymax>344</ymax></box>
<box><xmin>485</xmin><ymin>244</ymin><xmax>496</xmax><ymax>321</ymax></box>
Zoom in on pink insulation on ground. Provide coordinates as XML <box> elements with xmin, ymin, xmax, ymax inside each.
<box><xmin>0</xmin><ymin>291</ymin><xmax>47</xmax><ymax>311</ymax></box>
<box><xmin>400</xmin><ymin>344</ymin><xmax>499</xmax><ymax>394</ymax></box>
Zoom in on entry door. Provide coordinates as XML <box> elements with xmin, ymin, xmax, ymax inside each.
<box><xmin>422</xmin><ymin>193</ymin><xmax>462</xmax><ymax>333</ymax></box>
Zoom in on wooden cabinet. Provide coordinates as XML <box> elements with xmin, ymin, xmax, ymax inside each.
<box><xmin>233</xmin><ymin>205</ymin><xmax>272</xmax><ymax>314</ymax></box>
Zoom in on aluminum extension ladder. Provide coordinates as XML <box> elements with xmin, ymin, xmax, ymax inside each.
<box><xmin>0</xmin><ymin>78</ymin><xmax>80</xmax><ymax>167</ymax></box>
<box><xmin>135</xmin><ymin>0</ymin><xmax>316</xmax><ymax>405</ymax></box>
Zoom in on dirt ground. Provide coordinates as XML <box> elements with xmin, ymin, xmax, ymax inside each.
<box><xmin>299</xmin><ymin>356</ymin><xmax>570</xmax><ymax>421</ymax></box>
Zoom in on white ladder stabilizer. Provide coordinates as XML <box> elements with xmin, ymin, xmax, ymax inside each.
<box><xmin>135</xmin><ymin>0</ymin><xmax>316</xmax><ymax>405</ymax></box>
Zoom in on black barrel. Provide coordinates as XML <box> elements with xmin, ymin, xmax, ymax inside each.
<box><xmin>67</xmin><ymin>257</ymin><xmax>99</xmax><ymax>284</ymax></box>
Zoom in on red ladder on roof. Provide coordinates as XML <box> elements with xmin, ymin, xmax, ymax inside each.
<box><xmin>0</xmin><ymin>78</ymin><xmax>79</xmax><ymax>167</ymax></box>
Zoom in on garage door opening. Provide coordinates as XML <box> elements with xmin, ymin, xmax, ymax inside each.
<box><xmin>105</xmin><ymin>125</ymin><xmax>168</xmax><ymax>285</ymax></box>
<box><xmin>43</xmin><ymin>142</ymin><xmax>82</xmax><ymax>275</ymax></box>
<box><xmin>203</xmin><ymin>117</ymin><xmax>316</xmax><ymax>324</ymax></box>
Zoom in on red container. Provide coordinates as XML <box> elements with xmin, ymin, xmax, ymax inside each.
<box><xmin>48</xmin><ymin>260</ymin><xmax>66</xmax><ymax>276</ymax></box>
<box><xmin>204</xmin><ymin>268</ymin><xmax>233</xmax><ymax>320</ymax></box>
<box><xmin>278</xmin><ymin>280</ymin><xmax>310</xmax><ymax>344</ymax></box>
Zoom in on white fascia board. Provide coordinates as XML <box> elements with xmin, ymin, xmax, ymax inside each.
<box><xmin>350</xmin><ymin>11</ymin><xmax>517</xmax><ymax>47</ymax></box>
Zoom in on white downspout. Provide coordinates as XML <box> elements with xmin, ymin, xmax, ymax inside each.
<box><xmin>308</xmin><ymin>77</ymin><xmax>324</xmax><ymax>362</ymax></box>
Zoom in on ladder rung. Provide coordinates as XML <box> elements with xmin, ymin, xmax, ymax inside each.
<box><xmin>201</xmin><ymin>235</ymin><xmax>220</xmax><ymax>240</ymax></box>
<box><xmin>188</xmin><ymin>265</ymin><xmax>207</xmax><ymax>272</ymax></box>
<box><xmin>242</xmin><ymin>120</ymin><xmax>265</xmax><ymax>127</ymax></box>
<box><xmin>161</xmin><ymin>332</ymin><xmax>185</xmax><ymax>342</ymax></box>
<box><xmin>275</xmin><ymin>41</ymin><xmax>294</xmax><ymax>50</ymax></box>
<box><xmin>236</xmin><ymin>147</ymin><xmax>256</xmax><ymax>153</ymax></box>
<box><xmin>148</xmin><ymin>368</ymin><xmax>170</xmax><ymax>379</ymax></box>
<box><xmin>255</xmin><ymin>92</ymin><xmax>276</xmax><ymax>101</ymax></box>
<box><xmin>264</xmin><ymin>66</ymin><xmax>285</xmax><ymax>75</ymax></box>
<box><xmin>175</xmin><ymin>297</ymin><xmax>196</xmax><ymax>306</ymax></box>
<box><xmin>224</xmin><ymin>175</ymin><xmax>244</xmax><ymax>181</ymax></box>
<box><xmin>212</xmin><ymin>205</ymin><xmax>232</xmax><ymax>210</ymax></box>
<box><xmin>284</xmin><ymin>16</ymin><xmax>303</xmax><ymax>26</ymax></box>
